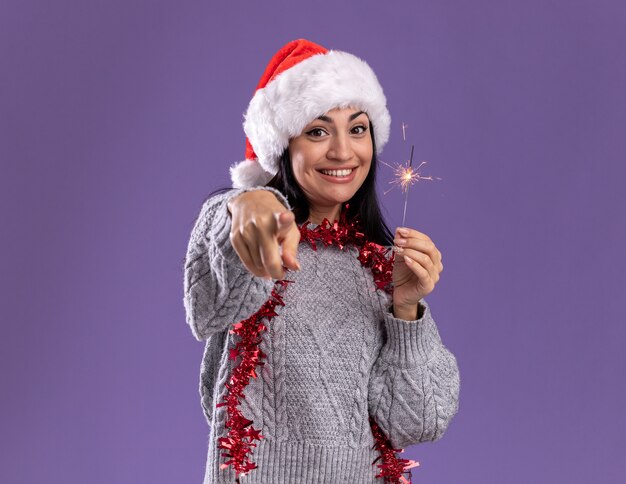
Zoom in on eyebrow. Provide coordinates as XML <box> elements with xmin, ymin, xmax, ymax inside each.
<box><xmin>315</xmin><ymin>110</ymin><xmax>367</xmax><ymax>123</ymax></box>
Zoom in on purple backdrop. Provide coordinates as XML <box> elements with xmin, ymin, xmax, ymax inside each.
<box><xmin>1</xmin><ymin>1</ymin><xmax>624</xmax><ymax>483</ymax></box>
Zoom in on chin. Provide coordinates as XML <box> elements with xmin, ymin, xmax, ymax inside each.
<box><xmin>324</xmin><ymin>186</ymin><xmax>357</xmax><ymax>199</ymax></box>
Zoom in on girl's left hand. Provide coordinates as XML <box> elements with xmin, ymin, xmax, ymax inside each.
<box><xmin>391</xmin><ymin>227</ymin><xmax>444</xmax><ymax>309</ymax></box>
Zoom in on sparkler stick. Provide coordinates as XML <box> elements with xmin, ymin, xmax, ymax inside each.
<box><xmin>378</xmin><ymin>121</ymin><xmax>442</xmax><ymax>228</ymax></box>
<box><xmin>402</xmin><ymin>145</ymin><xmax>415</xmax><ymax>227</ymax></box>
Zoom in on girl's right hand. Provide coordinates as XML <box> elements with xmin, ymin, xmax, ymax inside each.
<box><xmin>227</xmin><ymin>190</ymin><xmax>301</xmax><ymax>280</ymax></box>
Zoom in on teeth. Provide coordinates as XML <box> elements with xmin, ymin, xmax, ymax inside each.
<box><xmin>320</xmin><ymin>168</ymin><xmax>354</xmax><ymax>177</ymax></box>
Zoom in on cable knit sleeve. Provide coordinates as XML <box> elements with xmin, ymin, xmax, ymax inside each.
<box><xmin>183</xmin><ymin>186</ymin><xmax>292</xmax><ymax>341</ymax></box>
<box><xmin>368</xmin><ymin>298</ymin><xmax>460</xmax><ymax>449</ymax></box>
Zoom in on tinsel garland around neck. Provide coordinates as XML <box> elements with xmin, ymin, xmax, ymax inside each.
<box><xmin>216</xmin><ymin>205</ymin><xmax>419</xmax><ymax>483</ymax></box>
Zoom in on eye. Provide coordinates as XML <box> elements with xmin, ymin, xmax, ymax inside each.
<box><xmin>352</xmin><ymin>125</ymin><xmax>367</xmax><ymax>135</ymax></box>
<box><xmin>305</xmin><ymin>128</ymin><xmax>327</xmax><ymax>137</ymax></box>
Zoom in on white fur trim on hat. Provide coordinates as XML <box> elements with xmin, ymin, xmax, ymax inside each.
<box><xmin>233</xmin><ymin>50</ymin><xmax>391</xmax><ymax>188</ymax></box>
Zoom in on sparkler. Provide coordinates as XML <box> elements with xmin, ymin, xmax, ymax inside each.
<box><xmin>379</xmin><ymin>122</ymin><xmax>442</xmax><ymax>227</ymax></box>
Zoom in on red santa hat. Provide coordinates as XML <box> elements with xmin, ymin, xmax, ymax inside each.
<box><xmin>230</xmin><ymin>38</ymin><xmax>392</xmax><ymax>188</ymax></box>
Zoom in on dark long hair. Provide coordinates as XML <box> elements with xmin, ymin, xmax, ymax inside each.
<box><xmin>264</xmin><ymin>121</ymin><xmax>393</xmax><ymax>246</ymax></box>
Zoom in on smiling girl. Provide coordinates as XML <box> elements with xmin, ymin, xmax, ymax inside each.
<box><xmin>183</xmin><ymin>39</ymin><xmax>460</xmax><ymax>483</ymax></box>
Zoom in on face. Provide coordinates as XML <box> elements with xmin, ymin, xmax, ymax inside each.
<box><xmin>288</xmin><ymin>106</ymin><xmax>373</xmax><ymax>216</ymax></box>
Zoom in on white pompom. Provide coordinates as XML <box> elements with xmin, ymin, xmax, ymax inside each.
<box><xmin>229</xmin><ymin>159</ymin><xmax>274</xmax><ymax>188</ymax></box>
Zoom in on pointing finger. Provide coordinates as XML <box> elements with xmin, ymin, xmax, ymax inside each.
<box><xmin>275</xmin><ymin>211</ymin><xmax>295</xmax><ymax>237</ymax></box>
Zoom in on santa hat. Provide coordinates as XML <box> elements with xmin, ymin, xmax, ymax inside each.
<box><xmin>230</xmin><ymin>38</ymin><xmax>391</xmax><ymax>188</ymax></box>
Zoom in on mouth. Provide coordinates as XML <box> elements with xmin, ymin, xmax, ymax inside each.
<box><xmin>317</xmin><ymin>167</ymin><xmax>357</xmax><ymax>177</ymax></box>
<box><xmin>316</xmin><ymin>167</ymin><xmax>358</xmax><ymax>183</ymax></box>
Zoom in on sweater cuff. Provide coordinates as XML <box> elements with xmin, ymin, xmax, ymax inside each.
<box><xmin>379</xmin><ymin>299</ymin><xmax>443</xmax><ymax>368</ymax></box>
<box><xmin>213</xmin><ymin>186</ymin><xmax>292</xmax><ymax>263</ymax></box>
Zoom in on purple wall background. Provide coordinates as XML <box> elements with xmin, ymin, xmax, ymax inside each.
<box><xmin>1</xmin><ymin>1</ymin><xmax>624</xmax><ymax>483</ymax></box>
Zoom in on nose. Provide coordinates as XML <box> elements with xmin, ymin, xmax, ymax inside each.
<box><xmin>326</xmin><ymin>131</ymin><xmax>353</xmax><ymax>162</ymax></box>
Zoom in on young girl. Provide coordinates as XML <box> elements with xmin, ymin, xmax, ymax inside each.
<box><xmin>183</xmin><ymin>39</ymin><xmax>460</xmax><ymax>484</ymax></box>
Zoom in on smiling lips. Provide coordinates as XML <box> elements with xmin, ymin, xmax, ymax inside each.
<box><xmin>317</xmin><ymin>167</ymin><xmax>358</xmax><ymax>183</ymax></box>
<box><xmin>320</xmin><ymin>168</ymin><xmax>354</xmax><ymax>176</ymax></box>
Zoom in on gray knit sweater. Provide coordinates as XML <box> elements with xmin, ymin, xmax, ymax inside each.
<box><xmin>183</xmin><ymin>186</ymin><xmax>460</xmax><ymax>484</ymax></box>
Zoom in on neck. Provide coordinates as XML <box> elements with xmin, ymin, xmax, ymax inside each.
<box><xmin>308</xmin><ymin>203</ymin><xmax>343</xmax><ymax>225</ymax></box>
